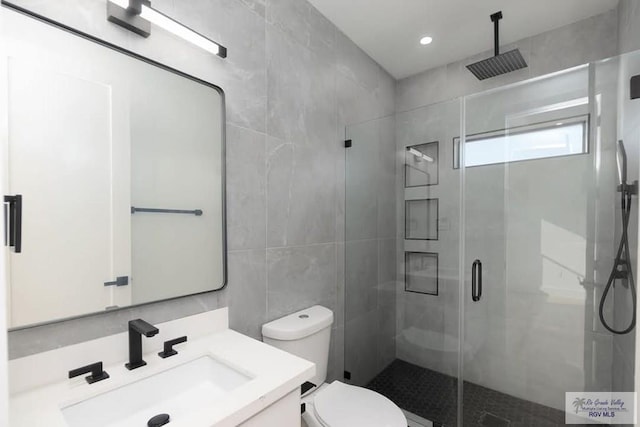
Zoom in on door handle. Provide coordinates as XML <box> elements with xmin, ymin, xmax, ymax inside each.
<box><xmin>4</xmin><ymin>195</ymin><xmax>22</xmax><ymax>253</ymax></box>
<box><xmin>104</xmin><ymin>276</ymin><xmax>129</xmax><ymax>287</ymax></box>
<box><xmin>472</xmin><ymin>259</ymin><xmax>482</xmax><ymax>302</ymax></box>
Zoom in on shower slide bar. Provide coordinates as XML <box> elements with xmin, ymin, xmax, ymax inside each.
<box><xmin>130</xmin><ymin>207</ymin><xmax>203</xmax><ymax>216</ymax></box>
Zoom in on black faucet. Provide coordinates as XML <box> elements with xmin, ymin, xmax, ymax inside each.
<box><xmin>125</xmin><ymin>319</ymin><xmax>159</xmax><ymax>370</ymax></box>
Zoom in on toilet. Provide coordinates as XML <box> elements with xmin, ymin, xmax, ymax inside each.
<box><xmin>262</xmin><ymin>306</ymin><xmax>407</xmax><ymax>427</ymax></box>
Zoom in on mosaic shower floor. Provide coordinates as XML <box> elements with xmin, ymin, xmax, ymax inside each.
<box><xmin>367</xmin><ymin>359</ymin><xmax>581</xmax><ymax>427</ymax></box>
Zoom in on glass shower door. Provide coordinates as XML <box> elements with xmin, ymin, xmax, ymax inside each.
<box><xmin>460</xmin><ymin>63</ymin><xmax>618</xmax><ymax>425</ymax></box>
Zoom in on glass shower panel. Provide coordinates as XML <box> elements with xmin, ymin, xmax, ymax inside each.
<box><xmin>344</xmin><ymin>115</ymin><xmax>398</xmax><ymax>390</ymax></box>
<box><xmin>461</xmin><ymin>63</ymin><xmax>626</xmax><ymax>425</ymax></box>
<box><xmin>344</xmin><ymin>99</ymin><xmax>462</xmax><ymax>427</ymax></box>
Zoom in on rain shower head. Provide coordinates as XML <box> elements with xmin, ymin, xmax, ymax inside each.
<box><xmin>466</xmin><ymin>11</ymin><xmax>528</xmax><ymax>80</ymax></box>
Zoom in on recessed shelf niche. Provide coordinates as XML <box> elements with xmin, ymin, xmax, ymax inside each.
<box><xmin>405</xmin><ymin>251</ymin><xmax>439</xmax><ymax>296</ymax></box>
<box><xmin>405</xmin><ymin>198</ymin><xmax>439</xmax><ymax>240</ymax></box>
<box><xmin>405</xmin><ymin>141</ymin><xmax>439</xmax><ymax>187</ymax></box>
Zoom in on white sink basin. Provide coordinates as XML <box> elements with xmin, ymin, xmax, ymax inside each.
<box><xmin>61</xmin><ymin>355</ymin><xmax>251</xmax><ymax>427</ymax></box>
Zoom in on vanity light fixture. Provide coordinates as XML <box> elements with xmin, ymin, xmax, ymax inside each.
<box><xmin>407</xmin><ymin>147</ymin><xmax>434</xmax><ymax>162</ymax></box>
<box><xmin>107</xmin><ymin>0</ymin><xmax>227</xmax><ymax>58</ymax></box>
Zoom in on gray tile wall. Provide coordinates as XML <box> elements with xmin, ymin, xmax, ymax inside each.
<box><xmin>6</xmin><ymin>0</ymin><xmax>396</xmax><ymax>383</ymax></box>
<box><xmin>618</xmin><ymin>0</ymin><xmax>640</xmax><ymax>55</ymax></box>
<box><xmin>396</xmin><ymin>9</ymin><xmax>619</xmax><ymax>114</ymax></box>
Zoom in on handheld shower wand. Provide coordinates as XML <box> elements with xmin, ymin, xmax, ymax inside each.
<box><xmin>599</xmin><ymin>140</ymin><xmax>637</xmax><ymax>335</ymax></box>
<box><xmin>617</xmin><ymin>139</ymin><xmax>628</xmax><ymax>186</ymax></box>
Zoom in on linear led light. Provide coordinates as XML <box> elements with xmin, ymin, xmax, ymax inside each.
<box><xmin>107</xmin><ymin>0</ymin><xmax>227</xmax><ymax>58</ymax></box>
<box><xmin>407</xmin><ymin>147</ymin><xmax>434</xmax><ymax>162</ymax></box>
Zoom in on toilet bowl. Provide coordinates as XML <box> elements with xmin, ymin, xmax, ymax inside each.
<box><xmin>261</xmin><ymin>306</ymin><xmax>406</xmax><ymax>427</ymax></box>
<box><xmin>301</xmin><ymin>381</ymin><xmax>406</xmax><ymax>427</ymax></box>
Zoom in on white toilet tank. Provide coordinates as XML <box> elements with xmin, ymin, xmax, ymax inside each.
<box><xmin>262</xmin><ymin>305</ymin><xmax>333</xmax><ymax>387</ymax></box>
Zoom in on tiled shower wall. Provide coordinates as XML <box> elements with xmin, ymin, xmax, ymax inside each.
<box><xmin>6</xmin><ymin>0</ymin><xmax>396</xmax><ymax>382</ymax></box>
<box><xmin>396</xmin><ymin>8</ymin><xmax>619</xmax><ymax>114</ymax></box>
<box><xmin>618</xmin><ymin>0</ymin><xmax>640</xmax><ymax>55</ymax></box>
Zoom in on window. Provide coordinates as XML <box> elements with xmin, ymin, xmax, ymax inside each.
<box><xmin>453</xmin><ymin>115</ymin><xmax>589</xmax><ymax>168</ymax></box>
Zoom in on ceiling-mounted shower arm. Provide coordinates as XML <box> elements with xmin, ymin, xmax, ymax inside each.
<box><xmin>491</xmin><ymin>11</ymin><xmax>503</xmax><ymax>57</ymax></box>
<box><xmin>466</xmin><ymin>10</ymin><xmax>527</xmax><ymax>80</ymax></box>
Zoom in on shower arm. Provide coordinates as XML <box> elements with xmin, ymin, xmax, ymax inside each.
<box><xmin>491</xmin><ymin>11</ymin><xmax>503</xmax><ymax>57</ymax></box>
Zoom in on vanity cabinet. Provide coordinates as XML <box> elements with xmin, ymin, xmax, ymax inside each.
<box><xmin>8</xmin><ymin>311</ymin><xmax>314</xmax><ymax>427</ymax></box>
<box><xmin>239</xmin><ymin>390</ymin><xmax>301</xmax><ymax>427</ymax></box>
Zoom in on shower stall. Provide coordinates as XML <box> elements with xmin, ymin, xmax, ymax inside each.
<box><xmin>343</xmin><ymin>49</ymin><xmax>639</xmax><ymax>426</ymax></box>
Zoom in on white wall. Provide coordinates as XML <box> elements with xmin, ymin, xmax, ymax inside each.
<box><xmin>0</xmin><ymin>6</ymin><xmax>10</xmax><ymax>424</ymax></box>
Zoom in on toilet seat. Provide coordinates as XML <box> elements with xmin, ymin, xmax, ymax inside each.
<box><xmin>312</xmin><ymin>381</ymin><xmax>406</xmax><ymax>427</ymax></box>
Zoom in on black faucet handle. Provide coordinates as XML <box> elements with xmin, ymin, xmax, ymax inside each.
<box><xmin>69</xmin><ymin>361</ymin><xmax>110</xmax><ymax>384</ymax></box>
<box><xmin>158</xmin><ymin>336</ymin><xmax>188</xmax><ymax>359</ymax></box>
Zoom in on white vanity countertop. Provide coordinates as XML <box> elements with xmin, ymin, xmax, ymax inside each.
<box><xmin>9</xmin><ymin>311</ymin><xmax>315</xmax><ymax>427</ymax></box>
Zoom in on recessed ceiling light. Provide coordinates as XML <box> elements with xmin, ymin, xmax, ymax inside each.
<box><xmin>420</xmin><ymin>36</ymin><xmax>433</xmax><ymax>45</ymax></box>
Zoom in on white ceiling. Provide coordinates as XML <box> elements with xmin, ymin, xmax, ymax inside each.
<box><xmin>307</xmin><ymin>0</ymin><xmax>619</xmax><ymax>79</ymax></box>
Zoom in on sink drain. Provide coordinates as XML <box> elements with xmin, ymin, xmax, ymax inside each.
<box><xmin>147</xmin><ymin>413</ymin><xmax>170</xmax><ymax>427</ymax></box>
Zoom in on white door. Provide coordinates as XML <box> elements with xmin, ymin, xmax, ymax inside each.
<box><xmin>3</xmin><ymin>11</ymin><xmax>131</xmax><ymax>327</ymax></box>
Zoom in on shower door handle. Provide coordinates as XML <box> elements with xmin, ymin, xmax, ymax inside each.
<box><xmin>4</xmin><ymin>194</ymin><xmax>22</xmax><ymax>253</ymax></box>
<box><xmin>472</xmin><ymin>259</ymin><xmax>482</xmax><ymax>302</ymax></box>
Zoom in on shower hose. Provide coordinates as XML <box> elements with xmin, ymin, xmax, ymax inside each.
<box><xmin>599</xmin><ymin>187</ymin><xmax>637</xmax><ymax>335</ymax></box>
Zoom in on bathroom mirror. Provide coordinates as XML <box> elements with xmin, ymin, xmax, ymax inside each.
<box><xmin>1</xmin><ymin>5</ymin><xmax>226</xmax><ymax>329</ymax></box>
